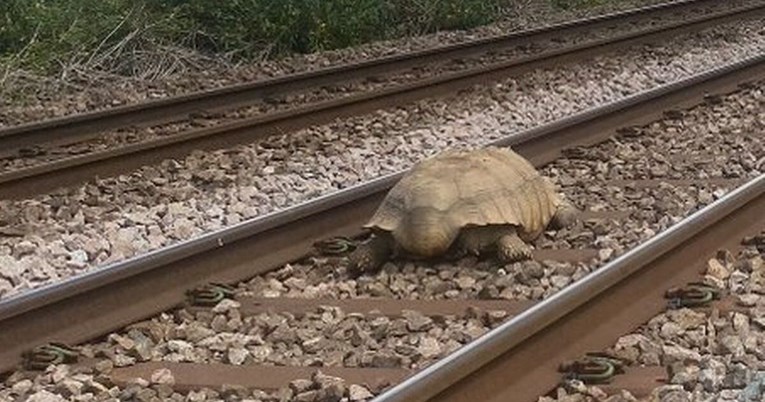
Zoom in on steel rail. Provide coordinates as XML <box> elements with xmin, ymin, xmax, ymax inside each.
<box><xmin>0</xmin><ymin>0</ymin><xmax>734</xmax><ymax>151</ymax></box>
<box><xmin>0</xmin><ymin>54</ymin><xmax>762</xmax><ymax>374</ymax></box>
<box><xmin>371</xmin><ymin>175</ymin><xmax>765</xmax><ymax>402</ymax></box>
<box><xmin>2</xmin><ymin>3</ymin><xmax>764</xmax><ymax>199</ymax></box>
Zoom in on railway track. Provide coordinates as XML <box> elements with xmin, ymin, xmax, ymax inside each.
<box><xmin>0</xmin><ymin>51</ymin><xmax>762</xmax><ymax>400</ymax></box>
<box><xmin>1</xmin><ymin>0</ymin><xmax>764</xmax><ymax>199</ymax></box>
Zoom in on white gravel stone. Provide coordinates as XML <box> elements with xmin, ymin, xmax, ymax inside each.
<box><xmin>11</xmin><ymin>379</ymin><xmax>33</xmax><ymax>394</ymax></box>
<box><xmin>662</xmin><ymin>344</ymin><xmax>702</xmax><ymax>363</ymax></box>
<box><xmin>706</xmin><ymin>258</ymin><xmax>731</xmax><ymax>280</ymax></box>
<box><xmin>150</xmin><ymin>368</ymin><xmax>175</xmax><ymax>385</ymax></box>
<box><xmin>417</xmin><ymin>336</ymin><xmax>442</xmax><ymax>359</ymax></box>
<box><xmin>211</xmin><ymin>299</ymin><xmax>241</xmax><ymax>313</ymax></box>
<box><xmin>348</xmin><ymin>384</ymin><xmax>374</xmax><ymax>401</ymax></box>
<box><xmin>227</xmin><ymin>347</ymin><xmax>250</xmax><ymax>365</ymax></box>
<box><xmin>25</xmin><ymin>390</ymin><xmax>67</xmax><ymax>402</ymax></box>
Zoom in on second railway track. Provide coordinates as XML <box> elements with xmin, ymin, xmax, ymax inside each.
<box><xmin>0</xmin><ymin>47</ymin><xmax>762</xmax><ymax>400</ymax></box>
<box><xmin>0</xmin><ymin>0</ymin><xmax>751</xmax><ymax>146</ymax></box>
<box><xmin>1</xmin><ymin>0</ymin><xmax>764</xmax><ymax>199</ymax></box>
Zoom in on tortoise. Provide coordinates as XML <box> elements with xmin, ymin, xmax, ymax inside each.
<box><xmin>347</xmin><ymin>146</ymin><xmax>576</xmax><ymax>275</ymax></box>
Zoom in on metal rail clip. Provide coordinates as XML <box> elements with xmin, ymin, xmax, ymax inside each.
<box><xmin>703</xmin><ymin>93</ymin><xmax>723</xmax><ymax>105</ymax></box>
<box><xmin>665</xmin><ymin>282</ymin><xmax>721</xmax><ymax>309</ymax></box>
<box><xmin>186</xmin><ymin>283</ymin><xmax>236</xmax><ymax>307</ymax></box>
<box><xmin>559</xmin><ymin>352</ymin><xmax>626</xmax><ymax>384</ymax></box>
<box><xmin>17</xmin><ymin>146</ymin><xmax>45</xmax><ymax>157</ymax></box>
<box><xmin>314</xmin><ymin>236</ymin><xmax>356</xmax><ymax>256</ymax></box>
<box><xmin>561</xmin><ymin>147</ymin><xmax>587</xmax><ymax>159</ymax></box>
<box><xmin>22</xmin><ymin>343</ymin><xmax>79</xmax><ymax>370</ymax></box>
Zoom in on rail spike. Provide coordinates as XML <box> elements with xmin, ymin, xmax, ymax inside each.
<box><xmin>665</xmin><ymin>281</ymin><xmax>722</xmax><ymax>309</ymax></box>
<box><xmin>22</xmin><ymin>343</ymin><xmax>79</xmax><ymax>371</ymax></box>
<box><xmin>558</xmin><ymin>352</ymin><xmax>628</xmax><ymax>385</ymax></box>
<box><xmin>186</xmin><ymin>283</ymin><xmax>236</xmax><ymax>307</ymax></box>
<box><xmin>313</xmin><ymin>236</ymin><xmax>357</xmax><ymax>256</ymax></box>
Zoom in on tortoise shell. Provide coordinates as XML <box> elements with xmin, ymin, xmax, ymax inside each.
<box><xmin>365</xmin><ymin>147</ymin><xmax>561</xmax><ymax>256</ymax></box>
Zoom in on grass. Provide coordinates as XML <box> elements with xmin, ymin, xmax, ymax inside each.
<box><xmin>0</xmin><ymin>0</ymin><xmax>508</xmax><ymax>77</ymax></box>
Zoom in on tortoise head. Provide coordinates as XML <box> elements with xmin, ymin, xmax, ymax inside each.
<box><xmin>393</xmin><ymin>207</ymin><xmax>456</xmax><ymax>257</ymax></box>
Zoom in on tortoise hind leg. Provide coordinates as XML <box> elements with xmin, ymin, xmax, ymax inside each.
<box><xmin>549</xmin><ymin>200</ymin><xmax>578</xmax><ymax>230</ymax></box>
<box><xmin>347</xmin><ymin>234</ymin><xmax>394</xmax><ymax>276</ymax></box>
<box><xmin>451</xmin><ymin>226</ymin><xmax>500</xmax><ymax>260</ymax></box>
<box><xmin>496</xmin><ymin>229</ymin><xmax>533</xmax><ymax>263</ymax></box>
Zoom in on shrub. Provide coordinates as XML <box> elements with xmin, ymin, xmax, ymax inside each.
<box><xmin>1</xmin><ymin>0</ymin><xmax>140</xmax><ymax>72</ymax></box>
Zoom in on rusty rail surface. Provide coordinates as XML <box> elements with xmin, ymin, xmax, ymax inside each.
<box><xmin>2</xmin><ymin>1</ymin><xmax>765</xmax><ymax>199</ymax></box>
<box><xmin>372</xmin><ymin>174</ymin><xmax>765</xmax><ymax>402</ymax></box>
<box><xmin>0</xmin><ymin>53</ymin><xmax>762</xmax><ymax>374</ymax></box>
<box><xmin>0</xmin><ymin>0</ymin><xmax>735</xmax><ymax>151</ymax></box>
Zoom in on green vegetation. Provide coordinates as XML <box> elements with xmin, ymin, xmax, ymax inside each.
<box><xmin>1</xmin><ymin>0</ymin><xmax>624</xmax><ymax>77</ymax></box>
<box><xmin>0</xmin><ymin>0</ymin><xmax>505</xmax><ymax>75</ymax></box>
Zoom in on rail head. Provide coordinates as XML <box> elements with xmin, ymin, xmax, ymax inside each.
<box><xmin>371</xmin><ymin>173</ymin><xmax>765</xmax><ymax>402</ymax></box>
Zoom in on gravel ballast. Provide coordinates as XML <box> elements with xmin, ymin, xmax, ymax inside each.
<box><xmin>0</xmin><ymin>18</ymin><xmax>764</xmax><ymax>300</ymax></box>
<box><xmin>231</xmin><ymin>84</ymin><xmax>763</xmax><ymax>303</ymax></box>
<box><xmin>0</xmin><ymin>151</ymin><xmax>759</xmax><ymax>401</ymax></box>
<box><xmin>0</xmin><ymin>78</ymin><xmax>762</xmax><ymax>402</ymax></box>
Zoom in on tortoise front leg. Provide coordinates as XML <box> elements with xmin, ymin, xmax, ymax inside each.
<box><xmin>347</xmin><ymin>234</ymin><xmax>394</xmax><ymax>276</ymax></box>
<box><xmin>496</xmin><ymin>229</ymin><xmax>533</xmax><ymax>263</ymax></box>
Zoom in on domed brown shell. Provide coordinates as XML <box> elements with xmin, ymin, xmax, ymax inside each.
<box><xmin>365</xmin><ymin>147</ymin><xmax>562</xmax><ymax>250</ymax></box>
